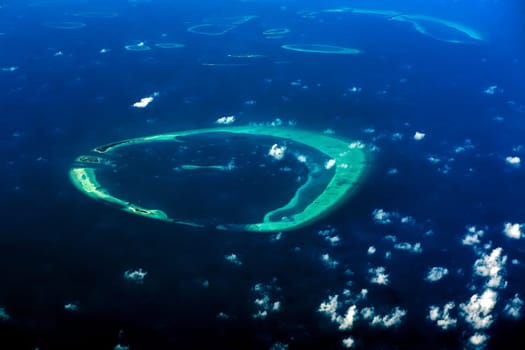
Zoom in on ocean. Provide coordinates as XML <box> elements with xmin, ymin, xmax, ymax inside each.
<box><xmin>1</xmin><ymin>0</ymin><xmax>524</xmax><ymax>349</ymax></box>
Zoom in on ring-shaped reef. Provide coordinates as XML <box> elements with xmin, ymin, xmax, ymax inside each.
<box><xmin>322</xmin><ymin>7</ymin><xmax>484</xmax><ymax>43</ymax></box>
<box><xmin>202</xmin><ymin>15</ymin><xmax>257</xmax><ymax>25</ymax></box>
<box><xmin>69</xmin><ymin>126</ymin><xmax>370</xmax><ymax>232</ymax></box>
<box><xmin>155</xmin><ymin>43</ymin><xmax>185</xmax><ymax>49</ymax></box>
<box><xmin>125</xmin><ymin>43</ymin><xmax>152</xmax><ymax>51</ymax></box>
<box><xmin>263</xmin><ymin>28</ymin><xmax>291</xmax><ymax>36</ymax></box>
<box><xmin>282</xmin><ymin>44</ymin><xmax>362</xmax><ymax>54</ymax></box>
<box><xmin>187</xmin><ymin>23</ymin><xmax>237</xmax><ymax>36</ymax></box>
<box><xmin>389</xmin><ymin>14</ymin><xmax>484</xmax><ymax>43</ymax></box>
<box><xmin>44</xmin><ymin>21</ymin><xmax>86</xmax><ymax>29</ymax></box>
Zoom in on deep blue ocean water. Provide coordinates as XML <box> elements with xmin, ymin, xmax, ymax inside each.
<box><xmin>1</xmin><ymin>0</ymin><xmax>524</xmax><ymax>349</ymax></box>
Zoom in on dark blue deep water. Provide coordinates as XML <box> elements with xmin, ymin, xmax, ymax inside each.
<box><xmin>1</xmin><ymin>1</ymin><xmax>524</xmax><ymax>349</ymax></box>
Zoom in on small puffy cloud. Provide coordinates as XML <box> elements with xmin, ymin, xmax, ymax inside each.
<box><xmin>372</xmin><ymin>209</ymin><xmax>395</xmax><ymax>224</ymax></box>
<box><xmin>113</xmin><ymin>344</ymin><xmax>130</xmax><ymax>350</ymax></box>
<box><xmin>393</xmin><ymin>242</ymin><xmax>423</xmax><ymax>253</ymax></box>
<box><xmin>270</xmin><ymin>232</ymin><xmax>283</xmax><ymax>242</ymax></box>
<box><xmin>413</xmin><ymin>131</ymin><xmax>426</xmax><ymax>141</ymax></box>
<box><xmin>502</xmin><ymin>222</ymin><xmax>522</xmax><ymax>239</ymax></box>
<box><xmin>387</xmin><ymin>168</ymin><xmax>399</xmax><ymax>175</ymax></box>
<box><xmin>269</xmin><ymin>144</ymin><xmax>286</xmax><ymax>160</ymax></box>
<box><xmin>325</xmin><ymin>235</ymin><xmax>341</xmax><ymax>246</ymax></box>
<box><xmin>391</xmin><ymin>132</ymin><xmax>403</xmax><ymax>141</ymax></box>
<box><xmin>0</xmin><ymin>307</ymin><xmax>10</xmax><ymax>321</ymax></box>
<box><xmin>425</xmin><ymin>267</ymin><xmax>449</xmax><ymax>282</ymax></box>
<box><xmin>360</xmin><ymin>306</ymin><xmax>375</xmax><ymax>320</ymax></box>
<box><xmin>1</xmin><ymin>66</ymin><xmax>19</xmax><ymax>72</ymax></box>
<box><xmin>318</xmin><ymin>227</ymin><xmax>340</xmax><ymax>246</ymax></box>
<box><xmin>215</xmin><ymin>115</ymin><xmax>235</xmax><ymax>125</ymax></box>
<box><xmin>369</xmin><ymin>307</ymin><xmax>407</xmax><ymax>328</ymax></box>
<box><xmin>296</xmin><ymin>154</ymin><xmax>307</xmax><ymax>163</ymax></box>
<box><xmin>367</xmin><ymin>246</ymin><xmax>376</xmax><ymax>255</ymax></box>
<box><xmin>342</xmin><ymin>336</ymin><xmax>355</xmax><ymax>348</ymax></box>
<box><xmin>319</xmin><ymin>295</ymin><xmax>339</xmax><ymax>322</ymax></box>
<box><xmin>468</xmin><ymin>333</ymin><xmax>489</xmax><ymax>348</ymax></box>
<box><xmin>428</xmin><ymin>302</ymin><xmax>456</xmax><ymax>330</ymax></box>
<box><xmin>123</xmin><ymin>268</ymin><xmax>148</xmax><ymax>283</ymax></box>
<box><xmin>325</xmin><ymin>158</ymin><xmax>336</xmax><ymax>170</ymax></box>
<box><xmin>384</xmin><ymin>235</ymin><xmax>397</xmax><ymax>242</ymax></box>
<box><xmin>460</xmin><ymin>288</ymin><xmax>497</xmax><ymax>330</ymax></box>
<box><xmin>225</xmin><ymin>253</ymin><xmax>242</xmax><ymax>266</ymax></box>
<box><xmin>400</xmin><ymin>216</ymin><xmax>415</xmax><ymax>225</ymax></box>
<box><xmin>483</xmin><ymin>85</ymin><xmax>503</xmax><ymax>95</ymax></box>
<box><xmin>505</xmin><ymin>156</ymin><xmax>521</xmax><ymax>167</ymax></box>
<box><xmin>252</xmin><ymin>282</ymin><xmax>281</xmax><ymax>319</ymax></box>
<box><xmin>321</xmin><ymin>253</ymin><xmax>339</xmax><ymax>269</ymax></box>
<box><xmin>269</xmin><ymin>342</ymin><xmax>289</xmax><ymax>350</ymax></box>
<box><xmin>64</xmin><ymin>302</ymin><xmax>79</xmax><ymax>312</ymax></box>
<box><xmin>473</xmin><ymin>247</ymin><xmax>507</xmax><ymax>289</ymax></box>
<box><xmin>503</xmin><ymin>293</ymin><xmax>523</xmax><ymax>319</ymax></box>
<box><xmin>462</xmin><ymin>226</ymin><xmax>485</xmax><ymax>246</ymax></box>
<box><xmin>348</xmin><ymin>141</ymin><xmax>365</xmax><ymax>149</ymax></box>
<box><xmin>369</xmin><ymin>266</ymin><xmax>390</xmax><ymax>285</ymax></box>
<box><xmin>216</xmin><ymin>312</ymin><xmax>231</xmax><ymax>319</ymax></box>
<box><xmin>337</xmin><ymin>305</ymin><xmax>358</xmax><ymax>330</ymax></box>
<box><xmin>132</xmin><ymin>92</ymin><xmax>159</xmax><ymax>108</ymax></box>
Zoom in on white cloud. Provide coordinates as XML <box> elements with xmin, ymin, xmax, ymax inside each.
<box><xmin>503</xmin><ymin>293</ymin><xmax>523</xmax><ymax>319</ymax></box>
<box><xmin>413</xmin><ymin>131</ymin><xmax>426</xmax><ymax>140</ymax></box>
<box><xmin>215</xmin><ymin>115</ymin><xmax>236</xmax><ymax>125</ymax></box>
<box><xmin>473</xmin><ymin>247</ymin><xmax>507</xmax><ymax>289</ymax></box>
<box><xmin>372</xmin><ymin>209</ymin><xmax>394</xmax><ymax>224</ymax></box>
<box><xmin>269</xmin><ymin>342</ymin><xmax>289</xmax><ymax>350</ymax></box>
<box><xmin>502</xmin><ymin>222</ymin><xmax>522</xmax><ymax>239</ymax></box>
<box><xmin>64</xmin><ymin>302</ymin><xmax>79</xmax><ymax>312</ymax></box>
<box><xmin>483</xmin><ymin>85</ymin><xmax>502</xmax><ymax>95</ymax></box>
<box><xmin>216</xmin><ymin>312</ymin><xmax>230</xmax><ymax>319</ymax></box>
<box><xmin>468</xmin><ymin>333</ymin><xmax>489</xmax><ymax>348</ymax></box>
<box><xmin>505</xmin><ymin>156</ymin><xmax>521</xmax><ymax>167</ymax></box>
<box><xmin>296</xmin><ymin>154</ymin><xmax>307</xmax><ymax>163</ymax></box>
<box><xmin>132</xmin><ymin>92</ymin><xmax>159</xmax><ymax>108</ymax></box>
<box><xmin>387</xmin><ymin>168</ymin><xmax>399</xmax><ymax>175</ymax></box>
<box><xmin>123</xmin><ymin>268</ymin><xmax>148</xmax><ymax>283</ymax></box>
<box><xmin>348</xmin><ymin>141</ymin><xmax>365</xmax><ymax>149</ymax></box>
<box><xmin>252</xmin><ymin>282</ymin><xmax>281</xmax><ymax>319</ymax></box>
<box><xmin>400</xmin><ymin>216</ymin><xmax>415</xmax><ymax>225</ymax></box>
<box><xmin>369</xmin><ymin>266</ymin><xmax>390</xmax><ymax>285</ymax></box>
<box><xmin>460</xmin><ymin>288</ymin><xmax>497</xmax><ymax>330</ymax></box>
<box><xmin>425</xmin><ymin>267</ymin><xmax>449</xmax><ymax>282</ymax></box>
<box><xmin>325</xmin><ymin>235</ymin><xmax>341</xmax><ymax>246</ymax></box>
<box><xmin>318</xmin><ymin>228</ymin><xmax>340</xmax><ymax>246</ymax></box>
<box><xmin>342</xmin><ymin>336</ymin><xmax>355</xmax><ymax>348</ymax></box>
<box><xmin>367</xmin><ymin>246</ymin><xmax>376</xmax><ymax>255</ymax></box>
<box><xmin>393</xmin><ymin>242</ymin><xmax>423</xmax><ymax>253</ymax></box>
<box><xmin>269</xmin><ymin>144</ymin><xmax>287</xmax><ymax>160</ymax></box>
<box><xmin>325</xmin><ymin>158</ymin><xmax>336</xmax><ymax>170</ymax></box>
<box><xmin>360</xmin><ymin>306</ymin><xmax>375</xmax><ymax>320</ymax></box>
<box><xmin>321</xmin><ymin>253</ymin><xmax>339</xmax><ymax>269</ymax></box>
<box><xmin>252</xmin><ymin>310</ymin><xmax>268</xmax><ymax>319</ymax></box>
<box><xmin>0</xmin><ymin>307</ymin><xmax>10</xmax><ymax>321</ymax></box>
<box><xmin>391</xmin><ymin>132</ymin><xmax>403</xmax><ymax>141</ymax></box>
<box><xmin>384</xmin><ymin>235</ymin><xmax>397</xmax><ymax>242</ymax></box>
<box><xmin>428</xmin><ymin>302</ymin><xmax>456</xmax><ymax>330</ymax></box>
<box><xmin>1</xmin><ymin>66</ymin><xmax>18</xmax><ymax>72</ymax></box>
<box><xmin>337</xmin><ymin>305</ymin><xmax>358</xmax><ymax>330</ymax></box>
<box><xmin>225</xmin><ymin>253</ymin><xmax>242</xmax><ymax>266</ymax></box>
<box><xmin>319</xmin><ymin>295</ymin><xmax>339</xmax><ymax>322</ymax></box>
<box><xmin>369</xmin><ymin>307</ymin><xmax>407</xmax><ymax>328</ymax></box>
<box><xmin>462</xmin><ymin>226</ymin><xmax>485</xmax><ymax>246</ymax></box>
